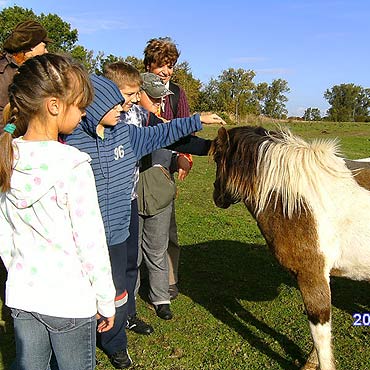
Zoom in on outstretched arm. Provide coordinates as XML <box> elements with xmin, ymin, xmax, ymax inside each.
<box><xmin>166</xmin><ymin>135</ymin><xmax>212</xmax><ymax>155</ymax></box>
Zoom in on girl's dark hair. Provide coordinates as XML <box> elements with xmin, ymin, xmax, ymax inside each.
<box><xmin>0</xmin><ymin>53</ymin><xmax>93</xmax><ymax>192</ymax></box>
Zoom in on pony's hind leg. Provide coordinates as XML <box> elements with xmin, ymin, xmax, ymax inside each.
<box><xmin>297</xmin><ymin>273</ymin><xmax>335</xmax><ymax>370</ymax></box>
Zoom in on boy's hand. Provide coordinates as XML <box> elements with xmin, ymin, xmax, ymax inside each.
<box><xmin>96</xmin><ymin>313</ymin><xmax>115</xmax><ymax>333</ymax></box>
<box><xmin>177</xmin><ymin>155</ymin><xmax>192</xmax><ymax>181</ymax></box>
<box><xmin>199</xmin><ymin>113</ymin><xmax>226</xmax><ymax>125</ymax></box>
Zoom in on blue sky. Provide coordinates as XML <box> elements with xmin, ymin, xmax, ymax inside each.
<box><xmin>1</xmin><ymin>0</ymin><xmax>369</xmax><ymax>117</ymax></box>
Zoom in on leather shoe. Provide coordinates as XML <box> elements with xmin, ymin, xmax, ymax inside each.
<box><xmin>126</xmin><ymin>314</ymin><xmax>154</xmax><ymax>335</ymax></box>
<box><xmin>155</xmin><ymin>304</ymin><xmax>173</xmax><ymax>320</ymax></box>
<box><xmin>109</xmin><ymin>349</ymin><xmax>132</xmax><ymax>369</ymax></box>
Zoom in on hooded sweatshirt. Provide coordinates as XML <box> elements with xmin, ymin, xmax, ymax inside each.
<box><xmin>0</xmin><ymin>139</ymin><xmax>116</xmax><ymax>319</ymax></box>
<box><xmin>64</xmin><ymin>75</ymin><xmax>203</xmax><ymax>246</ymax></box>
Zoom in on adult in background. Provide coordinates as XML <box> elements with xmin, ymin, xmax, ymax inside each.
<box><xmin>0</xmin><ymin>20</ymin><xmax>51</xmax><ymax>129</ymax></box>
<box><xmin>143</xmin><ymin>37</ymin><xmax>191</xmax><ymax>300</ymax></box>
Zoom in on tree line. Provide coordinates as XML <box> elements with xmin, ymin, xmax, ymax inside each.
<box><xmin>1</xmin><ymin>6</ymin><xmax>369</xmax><ymax>123</ymax></box>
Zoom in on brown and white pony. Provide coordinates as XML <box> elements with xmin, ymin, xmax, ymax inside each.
<box><xmin>210</xmin><ymin>126</ymin><xmax>370</xmax><ymax>370</ymax></box>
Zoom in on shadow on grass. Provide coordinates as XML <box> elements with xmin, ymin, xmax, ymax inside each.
<box><xmin>2</xmin><ymin>239</ymin><xmax>368</xmax><ymax>370</ymax></box>
<box><xmin>178</xmin><ymin>240</ymin><xmax>370</xmax><ymax>370</ymax></box>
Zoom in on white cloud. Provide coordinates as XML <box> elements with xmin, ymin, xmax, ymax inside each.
<box><xmin>65</xmin><ymin>15</ymin><xmax>131</xmax><ymax>35</ymax></box>
<box><xmin>0</xmin><ymin>0</ymin><xmax>10</xmax><ymax>8</ymax></box>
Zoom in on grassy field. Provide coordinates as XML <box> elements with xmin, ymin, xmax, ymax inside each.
<box><xmin>1</xmin><ymin>121</ymin><xmax>370</xmax><ymax>369</ymax></box>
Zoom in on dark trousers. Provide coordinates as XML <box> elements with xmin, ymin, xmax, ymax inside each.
<box><xmin>127</xmin><ymin>199</ymin><xmax>139</xmax><ymax>317</ymax></box>
<box><xmin>98</xmin><ymin>242</ymin><xmax>128</xmax><ymax>356</ymax></box>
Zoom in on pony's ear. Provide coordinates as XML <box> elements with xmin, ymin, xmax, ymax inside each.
<box><xmin>217</xmin><ymin>127</ymin><xmax>229</xmax><ymax>149</ymax></box>
<box><xmin>209</xmin><ymin>127</ymin><xmax>230</xmax><ymax>156</ymax></box>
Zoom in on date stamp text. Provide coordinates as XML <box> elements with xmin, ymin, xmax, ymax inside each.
<box><xmin>353</xmin><ymin>313</ymin><xmax>370</xmax><ymax>326</ymax></box>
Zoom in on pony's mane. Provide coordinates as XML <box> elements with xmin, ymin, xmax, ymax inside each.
<box><xmin>228</xmin><ymin>127</ymin><xmax>354</xmax><ymax>217</ymax></box>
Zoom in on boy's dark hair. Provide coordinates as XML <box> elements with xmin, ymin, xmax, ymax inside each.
<box><xmin>143</xmin><ymin>37</ymin><xmax>180</xmax><ymax>70</ymax></box>
<box><xmin>103</xmin><ymin>62</ymin><xmax>142</xmax><ymax>89</ymax></box>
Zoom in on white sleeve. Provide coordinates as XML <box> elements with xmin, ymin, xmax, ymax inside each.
<box><xmin>67</xmin><ymin>161</ymin><xmax>116</xmax><ymax>318</ymax></box>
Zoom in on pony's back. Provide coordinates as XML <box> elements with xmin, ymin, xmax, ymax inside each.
<box><xmin>224</xmin><ymin>126</ymin><xmax>362</xmax><ymax>218</ymax></box>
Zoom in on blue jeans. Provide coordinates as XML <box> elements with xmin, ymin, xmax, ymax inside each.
<box><xmin>11</xmin><ymin>308</ymin><xmax>96</xmax><ymax>370</ymax></box>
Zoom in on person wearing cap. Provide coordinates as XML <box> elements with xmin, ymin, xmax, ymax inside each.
<box><xmin>136</xmin><ymin>72</ymin><xmax>179</xmax><ymax>320</ymax></box>
<box><xmin>139</xmin><ymin>71</ymin><xmax>225</xmax><ymax>320</ymax></box>
<box><xmin>140</xmin><ymin>72</ymin><xmax>174</xmax><ymax>117</ymax></box>
<box><xmin>137</xmin><ymin>73</ymin><xmax>221</xmax><ymax>321</ymax></box>
<box><xmin>0</xmin><ymin>20</ymin><xmax>51</xmax><ymax>128</ymax></box>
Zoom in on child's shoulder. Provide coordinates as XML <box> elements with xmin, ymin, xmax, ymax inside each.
<box><xmin>57</xmin><ymin>141</ymin><xmax>92</xmax><ymax>165</ymax></box>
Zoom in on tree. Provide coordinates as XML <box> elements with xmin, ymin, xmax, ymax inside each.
<box><xmin>70</xmin><ymin>45</ymin><xmax>94</xmax><ymax>71</ymax></box>
<box><xmin>217</xmin><ymin>68</ymin><xmax>255</xmax><ymax>123</ymax></box>
<box><xmin>251</xmin><ymin>82</ymin><xmax>269</xmax><ymax>115</ymax></box>
<box><xmin>122</xmin><ymin>56</ymin><xmax>145</xmax><ymax>72</ymax></box>
<box><xmin>324</xmin><ymin>83</ymin><xmax>370</xmax><ymax>122</ymax></box>
<box><xmin>263</xmin><ymin>79</ymin><xmax>290</xmax><ymax>119</ymax></box>
<box><xmin>303</xmin><ymin>107</ymin><xmax>321</xmax><ymax>121</ymax></box>
<box><xmin>195</xmin><ymin>78</ymin><xmax>224</xmax><ymax>113</ymax></box>
<box><xmin>38</xmin><ymin>13</ymin><xmax>78</xmax><ymax>52</ymax></box>
<box><xmin>171</xmin><ymin>61</ymin><xmax>201</xmax><ymax>113</ymax></box>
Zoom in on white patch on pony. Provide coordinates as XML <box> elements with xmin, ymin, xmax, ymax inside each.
<box><xmin>254</xmin><ymin>128</ymin><xmax>348</xmax><ymax>218</ymax></box>
<box><xmin>253</xmin><ymin>128</ymin><xmax>370</xmax><ymax>281</ymax></box>
<box><xmin>309</xmin><ymin>321</ymin><xmax>335</xmax><ymax>370</ymax></box>
<box><xmin>310</xmin><ymin>163</ymin><xmax>370</xmax><ymax>280</ymax></box>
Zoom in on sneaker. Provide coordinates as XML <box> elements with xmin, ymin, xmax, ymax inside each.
<box><xmin>126</xmin><ymin>314</ymin><xmax>154</xmax><ymax>335</ymax></box>
<box><xmin>109</xmin><ymin>349</ymin><xmax>132</xmax><ymax>369</ymax></box>
<box><xmin>155</xmin><ymin>304</ymin><xmax>173</xmax><ymax>320</ymax></box>
<box><xmin>169</xmin><ymin>284</ymin><xmax>179</xmax><ymax>300</ymax></box>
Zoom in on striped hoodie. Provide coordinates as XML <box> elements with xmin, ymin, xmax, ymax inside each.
<box><xmin>64</xmin><ymin>75</ymin><xmax>203</xmax><ymax>246</ymax></box>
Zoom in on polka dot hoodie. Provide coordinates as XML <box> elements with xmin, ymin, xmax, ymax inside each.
<box><xmin>0</xmin><ymin>138</ymin><xmax>116</xmax><ymax>319</ymax></box>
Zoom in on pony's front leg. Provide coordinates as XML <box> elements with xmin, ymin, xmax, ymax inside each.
<box><xmin>297</xmin><ymin>274</ymin><xmax>335</xmax><ymax>370</ymax></box>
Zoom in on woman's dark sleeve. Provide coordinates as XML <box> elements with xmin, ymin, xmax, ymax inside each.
<box><xmin>166</xmin><ymin>135</ymin><xmax>212</xmax><ymax>156</ymax></box>
<box><xmin>148</xmin><ymin>111</ymin><xmax>211</xmax><ymax>156</ymax></box>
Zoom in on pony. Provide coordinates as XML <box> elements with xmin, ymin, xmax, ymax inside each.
<box><xmin>209</xmin><ymin>125</ymin><xmax>370</xmax><ymax>370</ymax></box>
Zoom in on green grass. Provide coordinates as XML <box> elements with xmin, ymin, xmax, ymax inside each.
<box><xmin>1</xmin><ymin>121</ymin><xmax>370</xmax><ymax>369</ymax></box>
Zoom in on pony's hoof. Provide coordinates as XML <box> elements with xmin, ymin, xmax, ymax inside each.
<box><xmin>300</xmin><ymin>362</ymin><xmax>319</xmax><ymax>370</ymax></box>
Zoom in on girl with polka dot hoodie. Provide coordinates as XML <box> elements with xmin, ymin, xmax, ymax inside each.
<box><xmin>0</xmin><ymin>54</ymin><xmax>115</xmax><ymax>370</ymax></box>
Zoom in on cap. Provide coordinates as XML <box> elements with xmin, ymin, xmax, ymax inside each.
<box><xmin>141</xmin><ymin>72</ymin><xmax>174</xmax><ymax>99</ymax></box>
<box><xmin>3</xmin><ymin>20</ymin><xmax>52</xmax><ymax>53</ymax></box>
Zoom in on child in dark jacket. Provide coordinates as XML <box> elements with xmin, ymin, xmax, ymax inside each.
<box><xmin>64</xmin><ymin>74</ymin><xmax>223</xmax><ymax>369</ymax></box>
